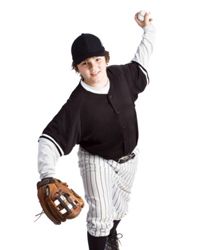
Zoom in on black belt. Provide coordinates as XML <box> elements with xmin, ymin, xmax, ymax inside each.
<box><xmin>117</xmin><ymin>152</ymin><xmax>135</xmax><ymax>164</ymax></box>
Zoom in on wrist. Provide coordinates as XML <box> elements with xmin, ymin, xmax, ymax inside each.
<box><xmin>143</xmin><ymin>23</ymin><xmax>155</xmax><ymax>32</ymax></box>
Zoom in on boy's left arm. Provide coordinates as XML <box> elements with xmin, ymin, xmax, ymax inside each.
<box><xmin>133</xmin><ymin>11</ymin><xmax>156</xmax><ymax>70</ymax></box>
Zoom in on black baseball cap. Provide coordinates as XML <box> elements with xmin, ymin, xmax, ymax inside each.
<box><xmin>71</xmin><ymin>33</ymin><xmax>106</xmax><ymax>65</ymax></box>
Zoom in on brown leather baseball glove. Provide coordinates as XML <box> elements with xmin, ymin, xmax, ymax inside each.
<box><xmin>36</xmin><ymin>178</ymin><xmax>84</xmax><ymax>225</ymax></box>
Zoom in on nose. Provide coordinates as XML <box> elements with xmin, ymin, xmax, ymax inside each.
<box><xmin>89</xmin><ymin>61</ymin><xmax>98</xmax><ymax>72</ymax></box>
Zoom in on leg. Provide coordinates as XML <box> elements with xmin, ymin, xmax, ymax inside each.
<box><xmin>109</xmin><ymin>220</ymin><xmax>121</xmax><ymax>236</ymax></box>
<box><xmin>105</xmin><ymin>220</ymin><xmax>122</xmax><ymax>250</ymax></box>
<box><xmin>78</xmin><ymin>148</ymin><xmax>114</xmax><ymax>237</ymax></box>
<box><xmin>79</xmin><ymin>147</ymin><xmax>139</xmax><ymax>249</ymax></box>
<box><xmin>87</xmin><ymin>221</ymin><xmax>121</xmax><ymax>250</ymax></box>
<box><xmin>87</xmin><ymin>232</ymin><xmax>107</xmax><ymax>250</ymax></box>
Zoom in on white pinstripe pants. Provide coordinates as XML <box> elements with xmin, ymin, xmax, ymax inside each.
<box><xmin>78</xmin><ymin>147</ymin><xmax>139</xmax><ymax>237</ymax></box>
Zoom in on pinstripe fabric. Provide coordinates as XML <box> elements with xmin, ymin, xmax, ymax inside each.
<box><xmin>78</xmin><ymin>147</ymin><xmax>139</xmax><ymax>237</ymax></box>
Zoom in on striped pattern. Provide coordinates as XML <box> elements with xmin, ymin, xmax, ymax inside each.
<box><xmin>78</xmin><ymin>147</ymin><xmax>139</xmax><ymax>237</ymax></box>
<box><xmin>39</xmin><ymin>134</ymin><xmax>64</xmax><ymax>156</ymax></box>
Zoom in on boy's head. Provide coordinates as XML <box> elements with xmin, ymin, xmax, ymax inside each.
<box><xmin>71</xmin><ymin>33</ymin><xmax>110</xmax><ymax>70</ymax></box>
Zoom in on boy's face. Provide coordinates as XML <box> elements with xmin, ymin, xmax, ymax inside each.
<box><xmin>77</xmin><ymin>56</ymin><xmax>108</xmax><ymax>86</ymax></box>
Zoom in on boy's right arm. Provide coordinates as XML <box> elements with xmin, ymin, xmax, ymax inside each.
<box><xmin>38</xmin><ymin>137</ymin><xmax>60</xmax><ymax>180</ymax></box>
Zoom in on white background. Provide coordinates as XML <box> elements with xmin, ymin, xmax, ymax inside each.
<box><xmin>0</xmin><ymin>0</ymin><xmax>200</xmax><ymax>249</ymax></box>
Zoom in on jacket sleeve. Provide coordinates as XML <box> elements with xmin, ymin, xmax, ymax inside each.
<box><xmin>37</xmin><ymin>94</ymin><xmax>82</xmax><ymax>179</ymax></box>
<box><xmin>119</xmin><ymin>61</ymin><xmax>149</xmax><ymax>98</ymax></box>
<box><xmin>40</xmin><ymin>97</ymin><xmax>81</xmax><ymax>156</ymax></box>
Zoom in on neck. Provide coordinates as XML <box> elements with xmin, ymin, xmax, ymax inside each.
<box><xmin>84</xmin><ymin>75</ymin><xmax>109</xmax><ymax>89</ymax></box>
<box><xmin>92</xmin><ymin>79</ymin><xmax>109</xmax><ymax>89</ymax></box>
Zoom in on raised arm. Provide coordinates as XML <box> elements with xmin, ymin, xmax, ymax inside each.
<box><xmin>133</xmin><ymin>11</ymin><xmax>156</xmax><ymax>70</ymax></box>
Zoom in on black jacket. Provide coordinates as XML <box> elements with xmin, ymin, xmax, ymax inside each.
<box><xmin>40</xmin><ymin>61</ymin><xmax>148</xmax><ymax>161</ymax></box>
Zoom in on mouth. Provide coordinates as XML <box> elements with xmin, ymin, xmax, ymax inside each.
<box><xmin>91</xmin><ymin>71</ymin><xmax>100</xmax><ymax>77</ymax></box>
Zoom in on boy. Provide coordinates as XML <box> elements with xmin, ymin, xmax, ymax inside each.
<box><xmin>38</xmin><ymin>11</ymin><xmax>155</xmax><ymax>250</ymax></box>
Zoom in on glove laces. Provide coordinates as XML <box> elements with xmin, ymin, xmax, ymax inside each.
<box><xmin>34</xmin><ymin>211</ymin><xmax>44</xmax><ymax>222</ymax></box>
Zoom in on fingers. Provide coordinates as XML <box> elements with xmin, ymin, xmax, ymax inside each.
<box><xmin>135</xmin><ymin>11</ymin><xmax>153</xmax><ymax>28</ymax></box>
<box><xmin>144</xmin><ymin>12</ymin><xmax>153</xmax><ymax>22</ymax></box>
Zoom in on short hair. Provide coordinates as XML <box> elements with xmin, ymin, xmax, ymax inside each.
<box><xmin>72</xmin><ymin>51</ymin><xmax>110</xmax><ymax>72</ymax></box>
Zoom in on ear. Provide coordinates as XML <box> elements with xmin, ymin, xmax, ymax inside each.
<box><xmin>75</xmin><ymin>65</ymin><xmax>79</xmax><ymax>73</ymax></box>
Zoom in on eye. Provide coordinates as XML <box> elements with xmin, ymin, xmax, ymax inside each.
<box><xmin>80</xmin><ymin>61</ymin><xmax>87</xmax><ymax>66</ymax></box>
<box><xmin>96</xmin><ymin>57</ymin><xmax>102</xmax><ymax>62</ymax></box>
